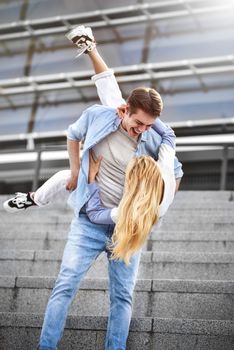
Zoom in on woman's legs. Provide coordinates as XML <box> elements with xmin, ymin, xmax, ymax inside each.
<box><xmin>69</xmin><ymin>26</ymin><xmax>125</xmax><ymax>107</ymax></box>
<box><xmin>33</xmin><ymin>169</ymin><xmax>71</xmax><ymax>206</ymax></box>
<box><xmin>3</xmin><ymin>27</ymin><xmax>124</xmax><ymax>214</ymax></box>
<box><xmin>3</xmin><ymin>169</ymin><xmax>71</xmax><ymax>212</ymax></box>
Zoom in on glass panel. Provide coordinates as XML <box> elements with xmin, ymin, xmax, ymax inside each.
<box><xmin>0</xmin><ymin>107</ymin><xmax>31</xmax><ymax>135</ymax></box>
<box><xmin>0</xmin><ymin>1</ymin><xmax>22</xmax><ymax>24</ymax></box>
<box><xmin>34</xmin><ymin>102</ymin><xmax>87</xmax><ymax>132</ymax></box>
<box><xmin>27</xmin><ymin>0</ymin><xmax>139</xmax><ymax>20</ymax></box>
<box><xmin>162</xmin><ymin>87</ymin><xmax>234</xmax><ymax>122</ymax></box>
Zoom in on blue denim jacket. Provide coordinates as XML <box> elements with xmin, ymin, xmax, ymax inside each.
<box><xmin>67</xmin><ymin>104</ymin><xmax>183</xmax><ymax>216</ymax></box>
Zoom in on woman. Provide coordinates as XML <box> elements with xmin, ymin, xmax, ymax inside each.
<box><xmin>86</xmin><ymin>116</ymin><xmax>176</xmax><ymax>264</ymax></box>
<box><xmin>3</xmin><ymin>25</ymin><xmax>180</xmax><ymax>218</ymax></box>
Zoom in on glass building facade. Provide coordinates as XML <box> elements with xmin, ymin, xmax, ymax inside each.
<box><xmin>0</xmin><ymin>0</ymin><xmax>234</xmax><ymax>191</ymax></box>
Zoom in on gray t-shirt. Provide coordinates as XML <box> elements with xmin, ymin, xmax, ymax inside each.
<box><xmin>110</xmin><ymin>144</ymin><xmax>176</xmax><ymax>224</ymax></box>
<box><xmin>92</xmin><ymin>124</ymin><xmax>137</xmax><ymax>208</ymax></box>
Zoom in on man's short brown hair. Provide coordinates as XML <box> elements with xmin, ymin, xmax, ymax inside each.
<box><xmin>127</xmin><ymin>87</ymin><xmax>163</xmax><ymax>118</ymax></box>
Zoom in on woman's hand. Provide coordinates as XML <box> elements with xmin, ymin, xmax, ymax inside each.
<box><xmin>88</xmin><ymin>150</ymin><xmax>103</xmax><ymax>183</ymax></box>
<box><xmin>66</xmin><ymin>171</ymin><xmax>79</xmax><ymax>191</ymax></box>
<box><xmin>117</xmin><ymin>104</ymin><xmax>127</xmax><ymax>119</ymax></box>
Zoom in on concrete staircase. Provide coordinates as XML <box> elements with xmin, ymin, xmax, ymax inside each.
<box><xmin>0</xmin><ymin>192</ymin><xmax>234</xmax><ymax>350</ymax></box>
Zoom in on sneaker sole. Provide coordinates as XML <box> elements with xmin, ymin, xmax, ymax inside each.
<box><xmin>3</xmin><ymin>201</ymin><xmax>26</xmax><ymax>213</ymax></box>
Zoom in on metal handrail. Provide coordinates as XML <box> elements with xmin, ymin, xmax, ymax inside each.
<box><xmin>32</xmin><ymin>142</ymin><xmax>234</xmax><ymax>191</ymax></box>
<box><xmin>1</xmin><ymin>141</ymin><xmax>232</xmax><ymax>191</ymax></box>
<box><xmin>1</xmin><ymin>121</ymin><xmax>234</xmax><ymax>150</ymax></box>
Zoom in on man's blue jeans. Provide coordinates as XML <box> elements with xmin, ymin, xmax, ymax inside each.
<box><xmin>39</xmin><ymin>213</ymin><xmax>141</xmax><ymax>350</ymax></box>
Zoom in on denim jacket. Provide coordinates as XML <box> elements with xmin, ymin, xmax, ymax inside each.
<box><xmin>67</xmin><ymin>104</ymin><xmax>183</xmax><ymax>216</ymax></box>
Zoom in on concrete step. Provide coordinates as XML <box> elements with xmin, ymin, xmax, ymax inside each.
<box><xmin>1</xmin><ymin>212</ymin><xmax>234</xmax><ymax>228</ymax></box>
<box><xmin>167</xmin><ymin>203</ymin><xmax>234</xmax><ymax>210</ymax></box>
<box><xmin>162</xmin><ymin>216</ymin><xmax>234</xmax><ymax>224</ymax></box>
<box><xmin>149</xmin><ymin>240</ymin><xmax>234</xmax><ymax>253</ymax></box>
<box><xmin>1</xmin><ymin>193</ymin><xmax>234</xmax><ymax>218</ymax></box>
<box><xmin>0</xmin><ymin>222</ymin><xmax>70</xmax><ymax>234</ymax></box>
<box><xmin>1</xmin><ymin>229</ymin><xmax>233</xmax><ymax>242</ymax></box>
<box><xmin>0</xmin><ymin>192</ymin><xmax>233</xmax><ymax>349</ymax></box>
<box><xmin>1</xmin><ymin>236</ymin><xmax>234</xmax><ymax>252</ymax></box>
<box><xmin>0</xmin><ymin>312</ymin><xmax>233</xmax><ymax>350</ymax></box>
<box><xmin>150</xmin><ymin>231</ymin><xmax>234</xmax><ymax>240</ymax></box>
<box><xmin>0</xmin><ymin>205</ymin><xmax>234</xmax><ymax>222</ymax></box>
<box><xmin>157</xmin><ymin>222</ymin><xmax>234</xmax><ymax>232</ymax></box>
<box><xmin>1</xmin><ymin>250</ymin><xmax>234</xmax><ymax>280</ymax></box>
<box><xmin>1</xmin><ymin>201</ymin><xmax>234</xmax><ymax>217</ymax></box>
<box><xmin>0</xmin><ymin>276</ymin><xmax>233</xmax><ymax>320</ymax></box>
<box><xmin>1</xmin><ymin>221</ymin><xmax>234</xmax><ymax>235</ymax></box>
<box><xmin>0</xmin><ymin>237</ymin><xmax>66</xmax><ymax>251</ymax></box>
<box><xmin>1</xmin><ymin>191</ymin><xmax>234</xmax><ymax>206</ymax></box>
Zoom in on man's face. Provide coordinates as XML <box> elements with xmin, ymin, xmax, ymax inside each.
<box><xmin>121</xmin><ymin>106</ymin><xmax>155</xmax><ymax>138</ymax></box>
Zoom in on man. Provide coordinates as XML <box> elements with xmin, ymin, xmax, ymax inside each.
<box><xmin>3</xmin><ymin>26</ymin><xmax>183</xmax><ymax>350</ymax></box>
<box><xmin>38</xmin><ymin>27</ymin><xmax>183</xmax><ymax>350</ymax></box>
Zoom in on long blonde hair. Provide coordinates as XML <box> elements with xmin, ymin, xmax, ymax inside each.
<box><xmin>110</xmin><ymin>156</ymin><xmax>164</xmax><ymax>264</ymax></box>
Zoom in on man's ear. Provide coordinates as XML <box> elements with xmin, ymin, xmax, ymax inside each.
<box><xmin>117</xmin><ymin>103</ymin><xmax>128</xmax><ymax>119</ymax></box>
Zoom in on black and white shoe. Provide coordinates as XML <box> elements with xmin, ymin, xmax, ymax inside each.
<box><xmin>3</xmin><ymin>192</ymin><xmax>35</xmax><ymax>213</ymax></box>
<box><xmin>65</xmin><ymin>25</ymin><xmax>96</xmax><ymax>57</ymax></box>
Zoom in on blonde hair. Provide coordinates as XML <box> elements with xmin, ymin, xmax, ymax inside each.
<box><xmin>110</xmin><ymin>156</ymin><xmax>164</xmax><ymax>265</ymax></box>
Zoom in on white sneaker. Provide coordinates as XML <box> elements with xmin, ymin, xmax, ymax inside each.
<box><xmin>3</xmin><ymin>192</ymin><xmax>35</xmax><ymax>213</ymax></box>
<box><xmin>65</xmin><ymin>25</ymin><xmax>96</xmax><ymax>58</ymax></box>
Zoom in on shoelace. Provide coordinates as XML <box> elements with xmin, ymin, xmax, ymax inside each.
<box><xmin>75</xmin><ymin>37</ymin><xmax>95</xmax><ymax>58</ymax></box>
<box><xmin>12</xmin><ymin>193</ymin><xmax>32</xmax><ymax>207</ymax></box>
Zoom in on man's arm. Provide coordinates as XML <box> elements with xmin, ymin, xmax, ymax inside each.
<box><xmin>66</xmin><ymin>107</ymin><xmax>95</xmax><ymax>191</ymax></box>
<box><xmin>66</xmin><ymin>139</ymin><xmax>81</xmax><ymax>191</ymax></box>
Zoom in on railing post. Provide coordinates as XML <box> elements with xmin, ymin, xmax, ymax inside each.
<box><xmin>32</xmin><ymin>149</ymin><xmax>42</xmax><ymax>192</ymax></box>
<box><xmin>220</xmin><ymin>146</ymin><xmax>228</xmax><ymax>190</ymax></box>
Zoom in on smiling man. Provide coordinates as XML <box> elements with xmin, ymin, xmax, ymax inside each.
<box><xmin>87</xmin><ymin>87</ymin><xmax>164</xmax><ymax>208</ymax></box>
<box><xmin>37</xmin><ymin>26</ymin><xmax>183</xmax><ymax>350</ymax></box>
<box><xmin>65</xmin><ymin>86</ymin><xmax>176</xmax><ymax>212</ymax></box>
<box><xmin>38</xmin><ymin>87</ymin><xmax>183</xmax><ymax>350</ymax></box>
<box><xmin>121</xmin><ymin>87</ymin><xmax>162</xmax><ymax>137</ymax></box>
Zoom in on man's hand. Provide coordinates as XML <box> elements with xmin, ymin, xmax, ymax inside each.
<box><xmin>66</xmin><ymin>172</ymin><xmax>79</xmax><ymax>191</ymax></box>
<box><xmin>117</xmin><ymin>104</ymin><xmax>127</xmax><ymax>119</ymax></box>
<box><xmin>88</xmin><ymin>150</ymin><xmax>103</xmax><ymax>183</ymax></box>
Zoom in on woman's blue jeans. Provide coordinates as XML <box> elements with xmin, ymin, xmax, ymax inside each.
<box><xmin>39</xmin><ymin>214</ymin><xmax>141</xmax><ymax>350</ymax></box>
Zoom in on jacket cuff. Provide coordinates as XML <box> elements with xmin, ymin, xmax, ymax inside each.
<box><xmin>91</xmin><ymin>69</ymin><xmax>114</xmax><ymax>82</ymax></box>
<box><xmin>87</xmin><ymin>182</ymin><xmax>98</xmax><ymax>193</ymax></box>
